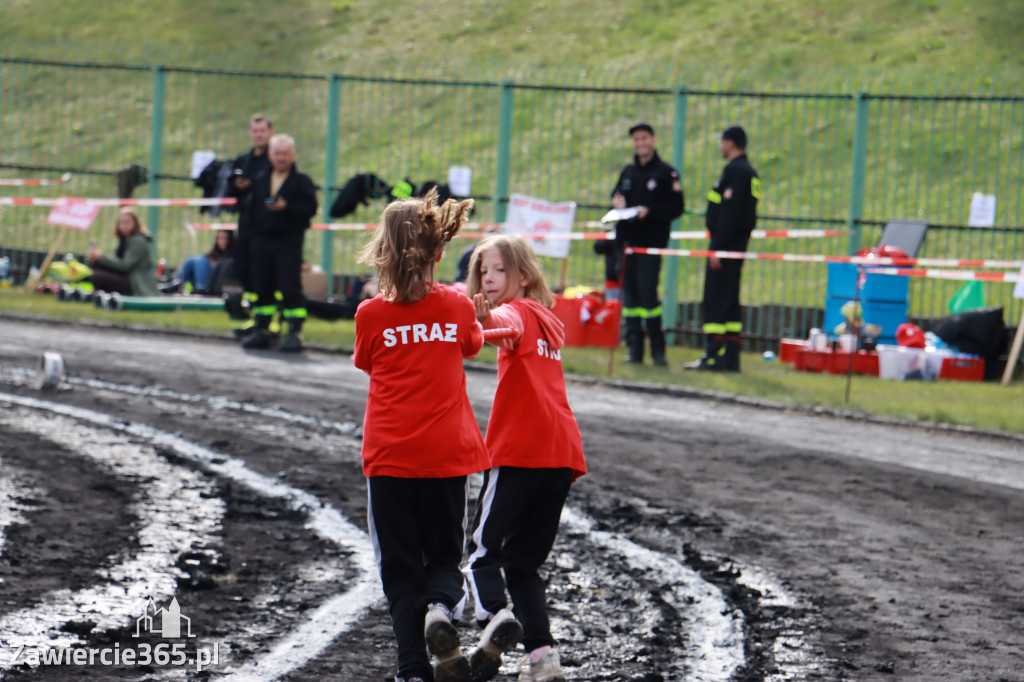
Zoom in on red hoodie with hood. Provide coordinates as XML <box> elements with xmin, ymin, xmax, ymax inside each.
<box><xmin>481</xmin><ymin>297</ymin><xmax>586</xmax><ymax>480</ymax></box>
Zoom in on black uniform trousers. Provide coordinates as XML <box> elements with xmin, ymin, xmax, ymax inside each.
<box><xmin>250</xmin><ymin>233</ymin><xmax>304</xmax><ymax>319</ymax></box>
<box><xmin>368</xmin><ymin>475</ymin><xmax>469</xmax><ymax>680</ymax></box>
<box><xmin>465</xmin><ymin>466</ymin><xmax>573</xmax><ymax>652</ymax></box>
<box><xmin>233</xmin><ymin>231</ymin><xmax>252</xmax><ymax>293</ymax></box>
<box><xmin>622</xmin><ymin>252</ymin><xmax>666</xmax><ymax>358</ymax></box>
<box><xmin>701</xmin><ymin>258</ymin><xmax>743</xmax><ymax>333</ymax></box>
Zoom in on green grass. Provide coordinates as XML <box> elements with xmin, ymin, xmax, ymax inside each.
<box><xmin>3</xmin><ymin>289</ymin><xmax>1022</xmax><ymax>435</ymax></box>
<box><xmin>3</xmin><ymin>0</ymin><xmax>1021</xmax><ymax>71</ymax></box>
<box><xmin>1</xmin><ymin>0</ymin><xmax>1022</xmax><ymax>324</ymax></box>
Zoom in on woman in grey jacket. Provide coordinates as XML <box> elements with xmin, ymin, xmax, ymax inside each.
<box><xmin>87</xmin><ymin>209</ymin><xmax>159</xmax><ymax>297</ymax></box>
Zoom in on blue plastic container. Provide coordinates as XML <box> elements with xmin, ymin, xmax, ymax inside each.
<box><xmin>826</xmin><ymin>263</ymin><xmax>909</xmax><ymax>303</ymax></box>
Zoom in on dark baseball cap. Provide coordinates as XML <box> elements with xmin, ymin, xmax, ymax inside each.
<box><xmin>628</xmin><ymin>121</ymin><xmax>655</xmax><ymax>136</ymax></box>
<box><xmin>721</xmin><ymin>125</ymin><xmax>747</xmax><ymax>149</ymax></box>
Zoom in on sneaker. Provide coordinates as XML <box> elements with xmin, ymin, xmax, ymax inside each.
<box><xmin>683</xmin><ymin>356</ymin><xmax>719</xmax><ymax>371</ymax></box>
<box><xmin>517</xmin><ymin>647</ymin><xmax>566</xmax><ymax>682</ymax></box>
<box><xmin>469</xmin><ymin>607</ymin><xmax>523</xmax><ymax>682</ymax></box>
<box><xmin>425</xmin><ymin>603</ymin><xmax>471</xmax><ymax>682</ymax></box>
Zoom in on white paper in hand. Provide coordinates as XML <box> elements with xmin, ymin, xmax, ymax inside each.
<box><xmin>601</xmin><ymin>207</ymin><xmax>640</xmax><ymax>223</ymax></box>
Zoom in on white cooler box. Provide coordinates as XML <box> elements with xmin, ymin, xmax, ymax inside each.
<box><xmin>876</xmin><ymin>345</ymin><xmax>951</xmax><ymax>381</ymax></box>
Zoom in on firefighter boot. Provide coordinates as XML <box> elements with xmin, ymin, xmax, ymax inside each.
<box><xmin>241</xmin><ymin>314</ymin><xmax>274</xmax><ymax>350</ymax></box>
<box><xmin>647</xmin><ymin>316</ymin><xmax>668</xmax><ymax>367</ymax></box>
<box><xmin>684</xmin><ymin>335</ymin><xmax>727</xmax><ymax>371</ymax></box>
<box><xmin>723</xmin><ymin>333</ymin><xmax>742</xmax><ymax>372</ymax></box>
<box><xmin>279</xmin><ymin>318</ymin><xmax>304</xmax><ymax>353</ymax></box>
<box><xmin>624</xmin><ymin>327</ymin><xmax>645</xmax><ymax>364</ymax></box>
<box><xmin>224</xmin><ymin>292</ymin><xmax>251</xmax><ymax>321</ymax></box>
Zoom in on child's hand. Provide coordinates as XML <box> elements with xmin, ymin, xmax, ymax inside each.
<box><xmin>473</xmin><ymin>293</ymin><xmax>491</xmax><ymax>322</ymax></box>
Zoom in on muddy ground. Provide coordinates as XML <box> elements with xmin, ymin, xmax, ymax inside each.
<box><xmin>1</xmin><ymin>318</ymin><xmax>1023</xmax><ymax>681</ymax></box>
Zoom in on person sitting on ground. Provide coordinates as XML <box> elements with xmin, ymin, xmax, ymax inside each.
<box><xmin>86</xmin><ymin>208</ymin><xmax>159</xmax><ymax>297</ymax></box>
<box><xmin>176</xmin><ymin>229</ymin><xmax>236</xmax><ymax>295</ymax></box>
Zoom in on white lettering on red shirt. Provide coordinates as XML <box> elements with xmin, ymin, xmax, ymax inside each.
<box><xmin>383</xmin><ymin>322</ymin><xmax>460</xmax><ymax>347</ymax></box>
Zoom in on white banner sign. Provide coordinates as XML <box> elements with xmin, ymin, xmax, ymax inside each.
<box><xmin>504</xmin><ymin>194</ymin><xmax>577</xmax><ymax>259</ymax></box>
<box><xmin>1014</xmin><ymin>264</ymin><xmax>1024</xmax><ymax>299</ymax></box>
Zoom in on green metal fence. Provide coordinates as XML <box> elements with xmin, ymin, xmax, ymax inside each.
<box><xmin>2</xmin><ymin>45</ymin><xmax>1022</xmax><ymax>346</ymax></box>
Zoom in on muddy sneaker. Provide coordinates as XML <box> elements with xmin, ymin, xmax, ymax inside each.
<box><xmin>469</xmin><ymin>607</ymin><xmax>523</xmax><ymax>682</ymax></box>
<box><xmin>517</xmin><ymin>647</ymin><xmax>566</xmax><ymax>682</ymax></box>
<box><xmin>425</xmin><ymin>603</ymin><xmax>470</xmax><ymax>682</ymax></box>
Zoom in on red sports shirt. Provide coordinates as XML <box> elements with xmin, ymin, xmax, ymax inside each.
<box><xmin>481</xmin><ymin>298</ymin><xmax>586</xmax><ymax>480</ymax></box>
<box><xmin>354</xmin><ymin>284</ymin><xmax>488</xmax><ymax>478</ymax></box>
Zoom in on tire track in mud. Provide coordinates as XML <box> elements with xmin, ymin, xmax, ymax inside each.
<box><xmin>0</xmin><ymin>372</ymin><xmax>828</xmax><ymax>680</ymax></box>
<box><xmin>0</xmin><ymin>404</ymin><xmax>224</xmax><ymax>667</ymax></box>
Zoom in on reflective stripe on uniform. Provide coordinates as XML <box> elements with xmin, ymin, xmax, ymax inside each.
<box><xmin>751</xmin><ymin>177</ymin><xmax>762</xmax><ymax>200</ymax></box>
<box><xmin>707</xmin><ymin>190</ymin><xmax>722</xmax><ymax>204</ymax></box>
<box><xmin>725</xmin><ymin>322</ymin><xmax>743</xmax><ymax>333</ymax></box>
<box><xmin>252</xmin><ymin>305</ymin><xmax>278</xmax><ymax>316</ymax></box>
<box><xmin>623</xmin><ymin>306</ymin><xmax>662</xmax><ymax>319</ymax></box>
<box><xmin>282</xmin><ymin>308</ymin><xmax>308</xmax><ymax>319</ymax></box>
<box><xmin>703</xmin><ymin>322</ymin><xmax>727</xmax><ymax>334</ymax></box>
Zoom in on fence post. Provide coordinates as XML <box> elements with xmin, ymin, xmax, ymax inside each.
<box><xmin>147</xmin><ymin>65</ymin><xmax>166</xmax><ymax>247</ymax></box>
<box><xmin>847</xmin><ymin>92</ymin><xmax>870</xmax><ymax>255</ymax></box>
<box><xmin>321</xmin><ymin>74</ymin><xmax>342</xmax><ymax>295</ymax></box>
<box><xmin>663</xmin><ymin>87</ymin><xmax>688</xmax><ymax>345</ymax></box>
<box><xmin>494</xmin><ymin>81</ymin><xmax>514</xmax><ymax>222</ymax></box>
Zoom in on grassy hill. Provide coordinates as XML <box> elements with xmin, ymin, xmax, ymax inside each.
<box><xmin>3</xmin><ymin>0</ymin><xmax>1023</xmax><ymax>72</ymax></box>
<box><xmin>2</xmin><ymin>0</ymin><xmax>1022</xmax><ymax>323</ymax></box>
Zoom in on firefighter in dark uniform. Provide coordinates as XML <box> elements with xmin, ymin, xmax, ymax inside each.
<box><xmin>611</xmin><ymin>122</ymin><xmax>685</xmax><ymax>366</ymax></box>
<box><xmin>241</xmin><ymin>133</ymin><xmax>319</xmax><ymax>353</ymax></box>
<box><xmin>686</xmin><ymin>125</ymin><xmax>760</xmax><ymax>372</ymax></box>
<box><xmin>227</xmin><ymin>114</ymin><xmax>273</xmax><ymax>308</ymax></box>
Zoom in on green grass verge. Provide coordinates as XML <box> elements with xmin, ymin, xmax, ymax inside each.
<box><xmin>3</xmin><ymin>288</ymin><xmax>1022</xmax><ymax>435</ymax></box>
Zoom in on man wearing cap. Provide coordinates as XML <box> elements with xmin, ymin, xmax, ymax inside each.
<box><xmin>610</xmin><ymin>122</ymin><xmax>685</xmax><ymax>366</ymax></box>
<box><xmin>686</xmin><ymin>125</ymin><xmax>760</xmax><ymax>372</ymax></box>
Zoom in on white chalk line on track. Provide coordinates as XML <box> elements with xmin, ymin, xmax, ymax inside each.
<box><xmin>0</xmin><ymin>367</ymin><xmax>359</xmax><ymax>435</ymax></box>
<box><xmin>0</xmin><ymin>375</ymin><xmax>772</xmax><ymax>679</ymax></box>
<box><xmin>561</xmin><ymin>507</ymin><xmax>745</xmax><ymax>679</ymax></box>
<box><xmin>0</xmin><ymin>404</ymin><xmax>224</xmax><ymax>672</ymax></box>
<box><xmin>0</xmin><ymin>459</ymin><xmax>41</xmax><ymax>561</ymax></box>
<box><xmin>0</xmin><ymin>391</ymin><xmax>382</xmax><ymax>682</ymax></box>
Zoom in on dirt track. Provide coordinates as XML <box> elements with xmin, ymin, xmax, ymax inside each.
<box><xmin>1</xmin><ymin>318</ymin><xmax>1023</xmax><ymax>681</ymax></box>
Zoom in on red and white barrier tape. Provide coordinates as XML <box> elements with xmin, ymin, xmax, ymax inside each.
<box><xmin>1</xmin><ymin>197</ymin><xmax>236</xmax><ymax>207</ymax></box>
<box><xmin>864</xmin><ymin>267</ymin><xmax>1020</xmax><ymax>283</ymax></box>
<box><xmin>627</xmin><ymin>247</ymin><xmax>1023</xmax><ymax>270</ymax></box>
<box><xmin>186</xmin><ymin>222</ymin><xmax>845</xmax><ymax>241</ymax></box>
<box><xmin>0</xmin><ymin>172</ymin><xmax>72</xmax><ymax>186</ymax></box>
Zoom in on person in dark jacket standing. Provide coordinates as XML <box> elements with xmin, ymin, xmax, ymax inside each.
<box><xmin>610</xmin><ymin>122</ymin><xmax>685</xmax><ymax>366</ymax></box>
<box><xmin>227</xmin><ymin>113</ymin><xmax>273</xmax><ymax>305</ymax></box>
<box><xmin>241</xmin><ymin>133</ymin><xmax>319</xmax><ymax>352</ymax></box>
<box><xmin>686</xmin><ymin>125</ymin><xmax>760</xmax><ymax>372</ymax></box>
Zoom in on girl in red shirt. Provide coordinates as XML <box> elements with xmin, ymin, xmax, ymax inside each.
<box><xmin>355</xmin><ymin>189</ymin><xmax>488</xmax><ymax>682</ymax></box>
<box><xmin>464</xmin><ymin>235</ymin><xmax>586</xmax><ymax>682</ymax></box>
